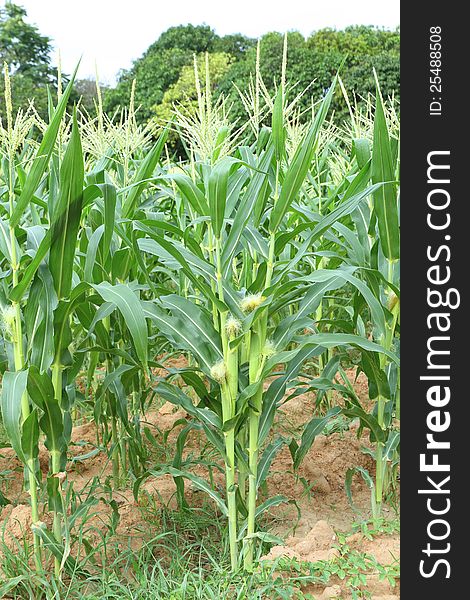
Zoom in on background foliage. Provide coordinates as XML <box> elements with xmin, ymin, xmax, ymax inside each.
<box><xmin>0</xmin><ymin>2</ymin><xmax>55</xmax><ymax>119</ymax></box>
<box><xmin>1</xmin><ymin>5</ymin><xmax>399</xmax><ymax>133</ymax></box>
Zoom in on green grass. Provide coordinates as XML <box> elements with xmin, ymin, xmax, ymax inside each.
<box><xmin>0</xmin><ymin>503</ymin><xmax>399</xmax><ymax>599</ymax></box>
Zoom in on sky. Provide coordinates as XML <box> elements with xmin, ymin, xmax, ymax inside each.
<box><xmin>13</xmin><ymin>0</ymin><xmax>400</xmax><ymax>85</ymax></box>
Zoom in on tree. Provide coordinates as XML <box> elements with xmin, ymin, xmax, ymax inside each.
<box><xmin>153</xmin><ymin>52</ymin><xmax>233</xmax><ymax>153</ymax></box>
<box><xmin>74</xmin><ymin>78</ymin><xmax>109</xmax><ymax>115</ymax></box>
<box><xmin>217</xmin><ymin>27</ymin><xmax>400</xmax><ymax>125</ymax></box>
<box><xmin>213</xmin><ymin>33</ymin><xmax>256</xmax><ymax>59</ymax></box>
<box><xmin>154</xmin><ymin>52</ymin><xmax>232</xmax><ymax>120</ymax></box>
<box><xmin>104</xmin><ymin>25</ymin><xmax>215</xmax><ymax>121</ymax></box>
<box><xmin>0</xmin><ymin>2</ymin><xmax>55</xmax><ymax>119</ymax></box>
<box><xmin>0</xmin><ymin>2</ymin><xmax>52</xmax><ymax>78</ymax></box>
<box><xmin>103</xmin><ymin>25</ymin><xmax>254</xmax><ymax>123</ymax></box>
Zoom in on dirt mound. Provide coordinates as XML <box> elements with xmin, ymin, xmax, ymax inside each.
<box><xmin>263</xmin><ymin>520</ymin><xmax>399</xmax><ymax>600</ymax></box>
<box><xmin>0</xmin><ymin>363</ymin><xmax>399</xmax><ymax>599</ymax></box>
<box><xmin>0</xmin><ymin>504</ymin><xmax>33</xmax><ymax>548</ymax></box>
<box><xmin>263</xmin><ymin>520</ymin><xmax>338</xmax><ymax>563</ymax></box>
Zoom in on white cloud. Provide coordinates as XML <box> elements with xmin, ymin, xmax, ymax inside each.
<box><xmin>16</xmin><ymin>0</ymin><xmax>400</xmax><ymax>84</ymax></box>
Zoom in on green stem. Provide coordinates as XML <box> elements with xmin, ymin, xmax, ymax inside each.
<box><xmin>374</xmin><ymin>259</ymin><xmax>400</xmax><ymax>516</ymax></box>
<box><xmin>8</xmin><ymin>156</ymin><xmax>42</xmax><ymax>572</ymax></box>
<box><xmin>103</xmin><ymin>316</ymin><xmax>120</xmax><ymax>487</ymax></box>
<box><xmin>119</xmin><ymin>421</ymin><xmax>127</xmax><ymax>477</ymax></box>
<box><xmin>244</xmin><ymin>164</ymin><xmax>279</xmax><ymax>571</ymax></box>
<box><xmin>111</xmin><ymin>415</ymin><xmax>120</xmax><ymax>488</ymax></box>
<box><xmin>222</xmin><ymin>380</ymin><xmax>238</xmax><ymax>572</ymax></box>
<box><xmin>374</xmin><ymin>398</ymin><xmax>385</xmax><ymax>517</ymax></box>
<box><xmin>237</xmin><ymin>429</ymin><xmax>247</xmax><ymax>503</ymax></box>
<box><xmin>226</xmin><ymin>430</ymin><xmax>238</xmax><ymax>570</ymax></box>
<box><xmin>215</xmin><ymin>237</ymin><xmax>238</xmax><ymax>571</ymax></box>
<box><xmin>395</xmin><ymin>385</ymin><xmax>400</xmax><ymax>421</ymax></box>
<box><xmin>51</xmin><ymin>361</ymin><xmax>64</xmax><ymax>579</ymax></box>
<box><xmin>244</xmin><ymin>327</ymin><xmax>263</xmax><ymax>571</ymax></box>
<box><xmin>244</xmin><ymin>401</ymin><xmax>260</xmax><ymax>571</ymax></box>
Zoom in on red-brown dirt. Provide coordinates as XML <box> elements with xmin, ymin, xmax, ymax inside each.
<box><xmin>0</xmin><ymin>367</ymin><xmax>399</xmax><ymax>598</ymax></box>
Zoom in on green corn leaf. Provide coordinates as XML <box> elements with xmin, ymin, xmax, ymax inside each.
<box><xmin>9</xmin><ymin>229</ymin><xmax>51</xmax><ymax>302</ymax></box>
<box><xmin>121</xmin><ymin>126</ymin><xmax>168</xmax><ymax>218</ymax></box>
<box><xmin>371</xmin><ymin>83</ymin><xmax>399</xmax><ymax>260</ymax></box>
<box><xmin>353</xmin><ymin>138</ymin><xmax>371</xmax><ymax>169</ymax></box>
<box><xmin>207</xmin><ymin>157</ymin><xmax>239</xmax><ymax>239</ymax></box>
<box><xmin>172</xmin><ymin>424</ymin><xmax>193</xmax><ymax>509</ymax></box>
<box><xmin>212</xmin><ymin>125</ymin><xmax>230</xmax><ymax>162</ymax></box>
<box><xmin>259</xmin><ymin>345</ymin><xmax>325</xmax><ymax>445</ymax></box>
<box><xmin>270</xmin><ymin>77</ymin><xmax>336</xmax><ymax>232</ymax></box>
<box><xmin>345</xmin><ymin>467</ymin><xmax>374</xmax><ymax>511</ymax></box>
<box><xmin>9</xmin><ymin>63</ymin><xmax>79</xmax><ymax>227</ymax></box>
<box><xmin>160</xmin><ymin>294</ymin><xmax>222</xmax><ymax>359</ymax></box>
<box><xmin>304</xmin><ymin>267</ymin><xmax>387</xmax><ymax>339</ymax></box>
<box><xmin>384</xmin><ymin>430</ymin><xmax>400</xmax><ymax>461</ymax></box>
<box><xmin>257</xmin><ymin>438</ymin><xmax>286</xmax><ymax>487</ymax></box>
<box><xmin>167</xmin><ymin>467</ymin><xmax>228</xmax><ymax>517</ymax></box>
<box><xmin>82</xmin><ymin>183</ymin><xmax>116</xmax><ymax>261</ymax></box>
<box><xmin>273</xmin><ymin>277</ymin><xmax>344</xmax><ymax>349</ymax></box>
<box><xmin>361</xmin><ymin>351</ymin><xmax>391</xmax><ymax>400</ymax></box>
<box><xmin>0</xmin><ymin>370</ymin><xmax>28</xmax><ymax>463</ymax></box>
<box><xmin>255</xmin><ymin>495</ymin><xmax>289</xmax><ymax>518</ymax></box>
<box><xmin>32</xmin><ymin>521</ymin><xmax>78</xmax><ymax>575</ymax></box>
<box><xmin>293</xmin><ymin>407</ymin><xmax>341</xmax><ymax>469</ymax></box>
<box><xmin>84</xmin><ymin>225</ymin><xmax>104</xmax><ymax>282</ymax></box>
<box><xmin>157</xmin><ymin>381</ymin><xmax>222</xmax><ymax>430</ymax></box>
<box><xmin>222</xmin><ymin>145</ymin><xmax>273</xmax><ymax>272</ymax></box>
<box><xmin>27</xmin><ymin>366</ymin><xmax>65</xmax><ymax>456</ymax></box>
<box><xmin>91</xmin><ymin>282</ymin><xmax>148</xmax><ymax>371</ymax></box>
<box><xmin>96</xmin><ymin>364</ymin><xmax>138</xmax><ymax>402</ymax></box>
<box><xmin>21</xmin><ymin>409</ymin><xmax>39</xmax><ymax>462</ymax></box>
<box><xmin>170</xmin><ymin>173</ymin><xmax>209</xmax><ymax>215</ymax></box>
<box><xmin>0</xmin><ymin>218</ymin><xmax>14</xmax><ymax>262</ymax></box>
<box><xmin>143</xmin><ymin>302</ymin><xmax>217</xmax><ymax>373</ymax></box>
<box><xmin>49</xmin><ymin>109</ymin><xmax>84</xmax><ymax>299</ymax></box>
<box><xmin>342</xmin><ymin>405</ymin><xmax>386</xmax><ymax>443</ymax></box>
<box><xmin>297</xmin><ymin>333</ymin><xmax>399</xmax><ymax>365</ymax></box>
<box><xmin>29</xmin><ymin>266</ymin><xmax>58</xmax><ymax>373</ymax></box>
<box><xmin>138</xmin><ymin>234</ymin><xmax>225</xmax><ymax>311</ymax></box>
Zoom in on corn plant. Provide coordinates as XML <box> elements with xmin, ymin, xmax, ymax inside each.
<box><xmin>292</xmin><ymin>78</ymin><xmax>400</xmax><ymax>518</ymax></box>
<box><xmin>0</xmin><ymin>65</ymin><xmax>80</xmax><ymax>574</ymax></box>
<box><xmin>0</xmin><ymin>65</ymin><xmax>164</xmax><ymax>577</ymax></box>
<box><xmin>132</xmin><ymin>68</ymin><xmax>399</xmax><ymax>571</ymax></box>
<box><xmin>0</xmin><ymin>46</ymin><xmax>400</xmax><ymax>585</ymax></box>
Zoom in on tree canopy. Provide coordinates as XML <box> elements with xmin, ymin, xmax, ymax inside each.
<box><xmin>0</xmin><ymin>1</ymin><xmax>55</xmax><ymax>119</ymax></box>
<box><xmin>103</xmin><ymin>24</ymin><xmax>238</xmax><ymax>122</ymax></box>
<box><xmin>0</xmin><ymin>5</ymin><xmax>399</xmax><ymax>134</ymax></box>
<box><xmin>104</xmin><ymin>24</ymin><xmax>399</xmax><ymax>130</ymax></box>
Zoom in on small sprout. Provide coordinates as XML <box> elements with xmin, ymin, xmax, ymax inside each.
<box><xmin>210</xmin><ymin>360</ymin><xmax>227</xmax><ymax>383</ymax></box>
<box><xmin>240</xmin><ymin>293</ymin><xmax>264</xmax><ymax>313</ymax></box>
<box><xmin>262</xmin><ymin>340</ymin><xmax>276</xmax><ymax>358</ymax></box>
<box><xmin>225</xmin><ymin>316</ymin><xmax>242</xmax><ymax>338</ymax></box>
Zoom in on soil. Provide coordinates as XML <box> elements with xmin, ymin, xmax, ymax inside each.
<box><xmin>0</xmin><ymin>366</ymin><xmax>400</xmax><ymax>598</ymax></box>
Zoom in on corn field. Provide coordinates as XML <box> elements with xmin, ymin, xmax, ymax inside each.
<box><xmin>0</xmin><ymin>48</ymin><xmax>400</xmax><ymax>598</ymax></box>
